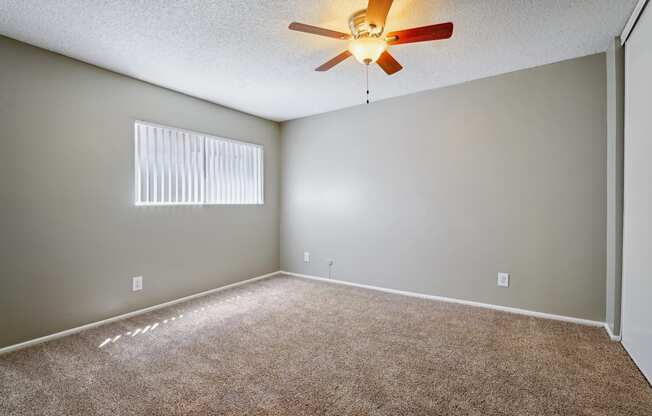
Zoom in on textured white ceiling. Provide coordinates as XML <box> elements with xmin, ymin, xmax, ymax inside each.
<box><xmin>0</xmin><ymin>0</ymin><xmax>637</xmax><ymax>121</ymax></box>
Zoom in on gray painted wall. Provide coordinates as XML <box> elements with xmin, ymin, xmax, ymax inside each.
<box><xmin>605</xmin><ymin>38</ymin><xmax>625</xmax><ymax>336</ymax></box>
<box><xmin>281</xmin><ymin>54</ymin><xmax>607</xmax><ymax>321</ymax></box>
<box><xmin>0</xmin><ymin>36</ymin><xmax>281</xmax><ymax>348</ymax></box>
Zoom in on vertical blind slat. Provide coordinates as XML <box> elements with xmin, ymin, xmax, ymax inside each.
<box><xmin>219</xmin><ymin>141</ymin><xmax>225</xmax><ymax>203</ymax></box>
<box><xmin>160</xmin><ymin>128</ymin><xmax>165</xmax><ymax>203</ymax></box>
<box><xmin>246</xmin><ymin>145</ymin><xmax>252</xmax><ymax>204</ymax></box>
<box><xmin>134</xmin><ymin>125</ymin><xmax>141</xmax><ymax>204</ymax></box>
<box><xmin>200</xmin><ymin>136</ymin><xmax>205</xmax><ymax>204</ymax></box>
<box><xmin>210</xmin><ymin>140</ymin><xmax>217</xmax><ymax>202</ymax></box>
<box><xmin>156</xmin><ymin>128</ymin><xmax>163</xmax><ymax>203</ymax></box>
<box><xmin>237</xmin><ymin>144</ymin><xmax>242</xmax><ymax>204</ymax></box>
<box><xmin>192</xmin><ymin>135</ymin><xmax>197</xmax><ymax>203</ymax></box>
<box><xmin>144</xmin><ymin>126</ymin><xmax>150</xmax><ymax>202</ymax></box>
<box><xmin>165</xmin><ymin>130</ymin><xmax>173</xmax><ymax>202</ymax></box>
<box><xmin>258</xmin><ymin>147</ymin><xmax>263</xmax><ymax>203</ymax></box>
<box><xmin>174</xmin><ymin>131</ymin><xmax>179</xmax><ymax>203</ymax></box>
<box><xmin>184</xmin><ymin>133</ymin><xmax>190</xmax><ymax>202</ymax></box>
<box><xmin>206</xmin><ymin>138</ymin><xmax>212</xmax><ymax>202</ymax></box>
<box><xmin>150</xmin><ymin>127</ymin><xmax>157</xmax><ymax>203</ymax></box>
<box><xmin>238</xmin><ymin>143</ymin><xmax>243</xmax><ymax>203</ymax></box>
<box><xmin>180</xmin><ymin>132</ymin><xmax>186</xmax><ymax>203</ymax></box>
<box><xmin>226</xmin><ymin>142</ymin><xmax>232</xmax><ymax>204</ymax></box>
<box><xmin>190</xmin><ymin>135</ymin><xmax>196</xmax><ymax>203</ymax></box>
<box><xmin>251</xmin><ymin>145</ymin><xmax>257</xmax><ymax>204</ymax></box>
<box><xmin>194</xmin><ymin>134</ymin><xmax>199</xmax><ymax>203</ymax></box>
<box><xmin>195</xmin><ymin>136</ymin><xmax>201</xmax><ymax>203</ymax></box>
<box><xmin>197</xmin><ymin>136</ymin><xmax>201</xmax><ymax>202</ymax></box>
<box><xmin>240</xmin><ymin>145</ymin><xmax>246</xmax><ymax>204</ymax></box>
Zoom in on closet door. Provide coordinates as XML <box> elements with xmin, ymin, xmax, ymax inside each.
<box><xmin>622</xmin><ymin>1</ymin><xmax>652</xmax><ymax>384</ymax></box>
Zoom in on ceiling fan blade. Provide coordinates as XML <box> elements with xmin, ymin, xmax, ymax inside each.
<box><xmin>315</xmin><ymin>51</ymin><xmax>353</xmax><ymax>71</ymax></box>
<box><xmin>386</xmin><ymin>22</ymin><xmax>454</xmax><ymax>45</ymax></box>
<box><xmin>376</xmin><ymin>51</ymin><xmax>403</xmax><ymax>75</ymax></box>
<box><xmin>289</xmin><ymin>22</ymin><xmax>351</xmax><ymax>40</ymax></box>
<box><xmin>366</xmin><ymin>0</ymin><xmax>394</xmax><ymax>29</ymax></box>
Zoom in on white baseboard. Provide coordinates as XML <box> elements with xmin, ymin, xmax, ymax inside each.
<box><xmin>2</xmin><ymin>270</ymin><xmax>617</xmax><ymax>355</ymax></box>
<box><xmin>0</xmin><ymin>271</ymin><xmax>282</xmax><ymax>355</ymax></box>
<box><xmin>281</xmin><ymin>271</ymin><xmax>609</xmax><ymax>329</ymax></box>
<box><xmin>604</xmin><ymin>323</ymin><xmax>622</xmax><ymax>341</ymax></box>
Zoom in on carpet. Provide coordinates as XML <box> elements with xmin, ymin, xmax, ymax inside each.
<box><xmin>1</xmin><ymin>274</ymin><xmax>651</xmax><ymax>415</ymax></box>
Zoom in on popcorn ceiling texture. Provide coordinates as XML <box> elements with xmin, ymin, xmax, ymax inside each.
<box><xmin>1</xmin><ymin>275</ymin><xmax>651</xmax><ymax>415</ymax></box>
<box><xmin>0</xmin><ymin>0</ymin><xmax>638</xmax><ymax>121</ymax></box>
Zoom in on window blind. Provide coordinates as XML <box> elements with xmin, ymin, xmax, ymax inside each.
<box><xmin>134</xmin><ymin>121</ymin><xmax>263</xmax><ymax>205</ymax></box>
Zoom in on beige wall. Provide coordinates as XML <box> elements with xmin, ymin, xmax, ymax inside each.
<box><xmin>281</xmin><ymin>53</ymin><xmax>607</xmax><ymax>321</ymax></box>
<box><xmin>0</xmin><ymin>34</ymin><xmax>610</xmax><ymax>349</ymax></box>
<box><xmin>0</xmin><ymin>36</ymin><xmax>281</xmax><ymax>348</ymax></box>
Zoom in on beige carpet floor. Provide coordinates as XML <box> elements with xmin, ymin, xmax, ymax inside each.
<box><xmin>1</xmin><ymin>274</ymin><xmax>651</xmax><ymax>415</ymax></box>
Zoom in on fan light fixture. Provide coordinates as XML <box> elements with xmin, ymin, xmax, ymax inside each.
<box><xmin>348</xmin><ymin>36</ymin><xmax>387</xmax><ymax>64</ymax></box>
<box><xmin>288</xmin><ymin>0</ymin><xmax>454</xmax><ymax>103</ymax></box>
<box><xmin>288</xmin><ymin>0</ymin><xmax>454</xmax><ymax>74</ymax></box>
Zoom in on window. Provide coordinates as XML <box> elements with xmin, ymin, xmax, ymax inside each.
<box><xmin>134</xmin><ymin>121</ymin><xmax>263</xmax><ymax>205</ymax></box>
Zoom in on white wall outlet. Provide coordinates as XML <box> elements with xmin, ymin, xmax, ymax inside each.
<box><xmin>497</xmin><ymin>272</ymin><xmax>509</xmax><ymax>288</ymax></box>
<box><xmin>132</xmin><ymin>276</ymin><xmax>143</xmax><ymax>292</ymax></box>
<box><xmin>303</xmin><ymin>252</ymin><xmax>310</xmax><ymax>263</ymax></box>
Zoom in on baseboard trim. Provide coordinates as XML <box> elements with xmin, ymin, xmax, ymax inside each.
<box><xmin>2</xmin><ymin>270</ymin><xmax>616</xmax><ymax>355</ymax></box>
<box><xmin>281</xmin><ymin>271</ymin><xmax>608</xmax><ymax>329</ymax></box>
<box><xmin>0</xmin><ymin>271</ymin><xmax>282</xmax><ymax>355</ymax></box>
<box><xmin>604</xmin><ymin>323</ymin><xmax>622</xmax><ymax>341</ymax></box>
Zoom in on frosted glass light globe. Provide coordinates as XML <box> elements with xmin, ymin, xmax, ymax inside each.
<box><xmin>348</xmin><ymin>36</ymin><xmax>387</xmax><ymax>65</ymax></box>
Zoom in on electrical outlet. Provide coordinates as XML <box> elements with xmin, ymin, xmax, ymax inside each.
<box><xmin>132</xmin><ymin>276</ymin><xmax>143</xmax><ymax>292</ymax></box>
<box><xmin>304</xmin><ymin>252</ymin><xmax>310</xmax><ymax>263</ymax></box>
<box><xmin>497</xmin><ymin>272</ymin><xmax>509</xmax><ymax>288</ymax></box>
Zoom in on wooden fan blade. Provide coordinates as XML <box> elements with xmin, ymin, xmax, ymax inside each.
<box><xmin>386</xmin><ymin>22</ymin><xmax>454</xmax><ymax>45</ymax></box>
<box><xmin>376</xmin><ymin>51</ymin><xmax>403</xmax><ymax>75</ymax></box>
<box><xmin>316</xmin><ymin>51</ymin><xmax>353</xmax><ymax>71</ymax></box>
<box><xmin>366</xmin><ymin>0</ymin><xmax>394</xmax><ymax>29</ymax></box>
<box><xmin>288</xmin><ymin>22</ymin><xmax>350</xmax><ymax>40</ymax></box>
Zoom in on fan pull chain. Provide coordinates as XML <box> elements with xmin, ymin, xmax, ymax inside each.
<box><xmin>366</xmin><ymin>64</ymin><xmax>370</xmax><ymax>104</ymax></box>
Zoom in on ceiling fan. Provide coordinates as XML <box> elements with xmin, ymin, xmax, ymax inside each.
<box><xmin>288</xmin><ymin>0</ymin><xmax>454</xmax><ymax>75</ymax></box>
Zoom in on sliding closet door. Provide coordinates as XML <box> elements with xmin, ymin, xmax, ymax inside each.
<box><xmin>622</xmin><ymin>2</ymin><xmax>652</xmax><ymax>384</ymax></box>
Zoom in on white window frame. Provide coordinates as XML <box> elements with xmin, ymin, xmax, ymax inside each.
<box><xmin>134</xmin><ymin>120</ymin><xmax>264</xmax><ymax>206</ymax></box>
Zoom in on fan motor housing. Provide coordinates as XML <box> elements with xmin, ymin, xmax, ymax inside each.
<box><xmin>349</xmin><ymin>9</ymin><xmax>384</xmax><ymax>38</ymax></box>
